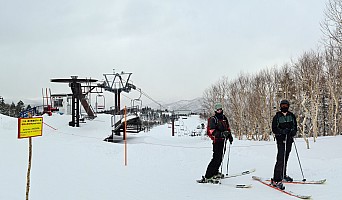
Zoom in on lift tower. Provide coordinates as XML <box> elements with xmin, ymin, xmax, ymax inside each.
<box><xmin>51</xmin><ymin>76</ymin><xmax>98</xmax><ymax>127</ymax></box>
<box><xmin>102</xmin><ymin>70</ymin><xmax>136</xmax><ymax>114</ymax></box>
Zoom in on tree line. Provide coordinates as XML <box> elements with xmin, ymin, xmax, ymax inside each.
<box><xmin>202</xmin><ymin>0</ymin><xmax>342</xmax><ymax>147</ymax></box>
<box><xmin>0</xmin><ymin>97</ymin><xmax>30</xmax><ymax>118</ymax></box>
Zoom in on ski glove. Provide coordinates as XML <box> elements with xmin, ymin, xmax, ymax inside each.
<box><xmin>222</xmin><ymin>131</ymin><xmax>233</xmax><ymax>144</ymax></box>
<box><xmin>290</xmin><ymin>129</ymin><xmax>296</xmax><ymax>137</ymax></box>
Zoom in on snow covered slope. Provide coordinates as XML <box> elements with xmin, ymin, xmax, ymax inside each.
<box><xmin>0</xmin><ymin>113</ymin><xmax>340</xmax><ymax>200</ymax></box>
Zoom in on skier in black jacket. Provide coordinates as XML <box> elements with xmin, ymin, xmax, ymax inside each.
<box><xmin>198</xmin><ymin>103</ymin><xmax>233</xmax><ymax>183</ymax></box>
<box><xmin>271</xmin><ymin>99</ymin><xmax>297</xmax><ymax>190</ymax></box>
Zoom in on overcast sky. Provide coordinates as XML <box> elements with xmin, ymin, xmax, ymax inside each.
<box><xmin>0</xmin><ymin>0</ymin><xmax>327</xmax><ymax>106</ymax></box>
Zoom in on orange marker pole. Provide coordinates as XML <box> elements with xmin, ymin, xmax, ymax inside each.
<box><xmin>124</xmin><ymin>106</ymin><xmax>127</xmax><ymax>166</ymax></box>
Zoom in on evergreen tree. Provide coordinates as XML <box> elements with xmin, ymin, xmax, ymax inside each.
<box><xmin>0</xmin><ymin>96</ymin><xmax>4</xmax><ymax>114</ymax></box>
<box><xmin>10</xmin><ymin>102</ymin><xmax>15</xmax><ymax>117</ymax></box>
<box><xmin>15</xmin><ymin>100</ymin><xmax>25</xmax><ymax>117</ymax></box>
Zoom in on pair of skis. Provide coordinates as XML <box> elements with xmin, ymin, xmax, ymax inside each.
<box><xmin>196</xmin><ymin>168</ymin><xmax>255</xmax><ymax>188</ymax></box>
<box><xmin>197</xmin><ymin>169</ymin><xmax>326</xmax><ymax>199</ymax></box>
<box><xmin>252</xmin><ymin>176</ymin><xmax>326</xmax><ymax>199</ymax></box>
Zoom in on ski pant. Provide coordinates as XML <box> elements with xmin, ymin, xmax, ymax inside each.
<box><xmin>205</xmin><ymin>140</ymin><xmax>225</xmax><ymax>178</ymax></box>
<box><xmin>273</xmin><ymin>141</ymin><xmax>293</xmax><ymax>182</ymax></box>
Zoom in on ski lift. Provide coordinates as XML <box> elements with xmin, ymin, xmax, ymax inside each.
<box><xmin>130</xmin><ymin>88</ymin><xmax>143</xmax><ymax>115</ymax></box>
<box><xmin>132</xmin><ymin>99</ymin><xmax>143</xmax><ymax>110</ymax></box>
<box><xmin>96</xmin><ymin>94</ymin><xmax>105</xmax><ymax>112</ymax></box>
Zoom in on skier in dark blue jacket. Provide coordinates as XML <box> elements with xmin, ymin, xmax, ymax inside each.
<box><xmin>271</xmin><ymin>99</ymin><xmax>297</xmax><ymax>190</ymax></box>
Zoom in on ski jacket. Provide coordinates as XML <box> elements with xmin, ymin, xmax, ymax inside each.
<box><xmin>208</xmin><ymin>113</ymin><xmax>230</xmax><ymax>142</ymax></box>
<box><xmin>272</xmin><ymin>111</ymin><xmax>297</xmax><ymax>144</ymax></box>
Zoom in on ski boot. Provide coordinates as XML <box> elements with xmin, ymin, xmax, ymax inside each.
<box><xmin>271</xmin><ymin>179</ymin><xmax>285</xmax><ymax>190</ymax></box>
<box><xmin>197</xmin><ymin>176</ymin><xmax>219</xmax><ymax>184</ymax></box>
<box><xmin>213</xmin><ymin>172</ymin><xmax>224</xmax><ymax>179</ymax></box>
<box><xmin>283</xmin><ymin>175</ymin><xmax>293</xmax><ymax>182</ymax></box>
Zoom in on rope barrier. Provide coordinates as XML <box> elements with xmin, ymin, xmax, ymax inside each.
<box><xmin>43</xmin><ymin>122</ymin><xmax>57</xmax><ymax>130</ymax></box>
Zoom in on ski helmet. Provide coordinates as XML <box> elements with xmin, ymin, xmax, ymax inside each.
<box><xmin>280</xmin><ymin>99</ymin><xmax>289</xmax><ymax>106</ymax></box>
<box><xmin>280</xmin><ymin>99</ymin><xmax>289</xmax><ymax>112</ymax></box>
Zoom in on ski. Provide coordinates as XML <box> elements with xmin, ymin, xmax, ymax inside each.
<box><xmin>196</xmin><ymin>169</ymin><xmax>255</xmax><ymax>188</ymax></box>
<box><xmin>196</xmin><ymin>169</ymin><xmax>255</xmax><ymax>183</ymax></box>
<box><xmin>221</xmin><ymin>168</ymin><xmax>256</xmax><ymax>179</ymax></box>
<box><xmin>234</xmin><ymin>184</ymin><xmax>252</xmax><ymax>188</ymax></box>
<box><xmin>252</xmin><ymin>176</ymin><xmax>311</xmax><ymax>199</ymax></box>
<box><xmin>196</xmin><ymin>179</ymin><xmax>252</xmax><ymax>188</ymax></box>
<box><xmin>265</xmin><ymin>178</ymin><xmax>326</xmax><ymax>184</ymax></box>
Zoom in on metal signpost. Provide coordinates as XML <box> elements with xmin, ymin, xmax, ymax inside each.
<box><xmin>18</xmin><ymin>117</ymin><xmax>43</xmax><ymax>200</ymax></box>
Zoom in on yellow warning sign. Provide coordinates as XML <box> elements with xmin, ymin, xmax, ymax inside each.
<box><xmin>18</xmin><ymin>117</ymin><xmax>43</xmax><ymax>139</ymax></box>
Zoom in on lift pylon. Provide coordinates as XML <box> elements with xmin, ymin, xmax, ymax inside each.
<box><xmin>51</xmin><ymin>76</ymin><xmax>98</xmax><ymax>127</ymax></box>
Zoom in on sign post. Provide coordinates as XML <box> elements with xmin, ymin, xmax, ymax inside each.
<box><xmin>18</xmin><ymin>117</ymin><xmax>43</xmax><ymax>200</ymax></box>
<box><xmin>26</xmin><ymin>137</ymin><xmax>32</xmax><ymax>200</ymax></box>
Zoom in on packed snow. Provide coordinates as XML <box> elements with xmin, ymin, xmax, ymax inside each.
<box><xmin>0</xmin><ymin>113</ymin><xmax>340</xmax><ymax>200</ymax></box>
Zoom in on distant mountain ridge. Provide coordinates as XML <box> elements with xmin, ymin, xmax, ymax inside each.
<box><xmin>162</xmin><ymin>97</ymin><xmax>204</xmax><ymax>113</ymax></box>
<box><xmin>4</xmin><ymin>97</ymin><xmax>205</xmax><ymax>114</ymax></box>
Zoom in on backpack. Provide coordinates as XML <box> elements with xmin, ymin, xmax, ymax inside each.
<box><xmin>207</xmin><ymin>116</ymin><xmax>223</xmax><ymax>142</ymax></box>
<box><xmin>206</xmin><ymin>116</ymin><xmax>217</xmax><ymax>134</ymax></box>
<box><xmin>207</xmin><ymin>115</ymin><xmax>230</xmax><ymax>141</ymax></box>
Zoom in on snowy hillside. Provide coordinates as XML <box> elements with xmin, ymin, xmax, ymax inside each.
<box><xmin>162</xmin><ymin>97</ymin><xmax>203</xmax><ymax>113</ymax></box>
<box><xmin>0</xmin><ymin>113</ymin><xmax>340</xmax><ymax>200</ymax></box>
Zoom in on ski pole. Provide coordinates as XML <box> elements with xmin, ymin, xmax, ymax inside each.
<box><xmin>219</xmin><ymin>138</ymin><xmax>228</xmax><ymax>184</ymax></box>
<box><xmin>293</xmin><ymin>139</ymin><xmax>306</xmax><ymax>181</ymax></box>
<box><xmin>282</xmin><ymin>134</ymin><xmax>287</xmax><ymax>181</ymax></box>
<box><xmin>225</xmin><ymin>140</ymin><xmax>231</xmax><ymax>176</ymax></box>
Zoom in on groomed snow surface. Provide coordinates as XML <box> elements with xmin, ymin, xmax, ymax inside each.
<box><xmin>0</xmin><ymin>113</ymin><xmax>339</xmax><ymax>200</ymax></box>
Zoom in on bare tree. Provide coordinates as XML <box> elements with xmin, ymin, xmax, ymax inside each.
<box><xmin>202</xmin><ymin>76</ymin><xmax>230</xmax><ymax>117</ymax></box>
<box><xmin>321</xmin><ymin>0</ymin><xmax>342</xmax><ymax>48</ymax></box>
<box><xmin>227</xmin><ymin>74</ymin><xmax>250</xmax><ymax>140</ymax></box>
<box><xmin>323</xmin><ymin>48</ymin><xmax>342</xmax><ymax>136</ymax></box>
<box><xmin>293</xmin><ymin>51</ymin><xmax>324</xmax><ymax>143</ymax></box>
<box><xmin>259</xmin><ymin>68</ymin><xmax>278</xmax><ymax>141</ymax></box>
<box><xmin>321</xmin><ymin>0</ymin><xmax>342</xmax><ymax>136</ymax></box>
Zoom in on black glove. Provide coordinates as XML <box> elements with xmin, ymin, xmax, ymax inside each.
<box><xmin>290</xmin><ymin>129</ymin><xmax>296</xmax><ymax>137</ymax></box>
<box><xmin>222</xmin><ymin>131</ymin><xmax>233</xmax><ymax>144</ymax></box>
<box><xmin>228</xmin><ymin>134</ymin><xmax>233</xmax><ymax>144</ymax></box>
